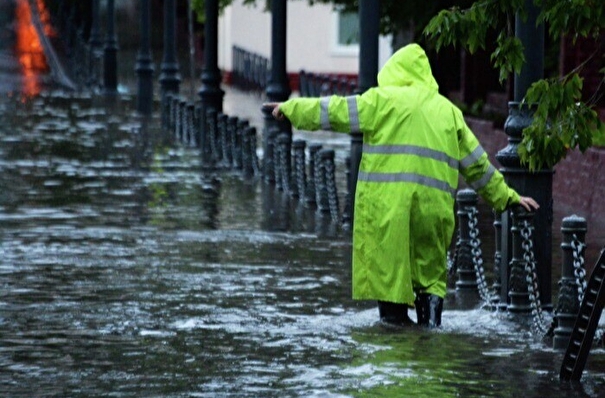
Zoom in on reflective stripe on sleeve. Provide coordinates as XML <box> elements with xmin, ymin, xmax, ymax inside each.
<box><xmin>358</xmin><ymin>171</ymin><xmax>456</xmax><ymax>198</ymax></box>
<box><xmin>346</xmin><ymin>96</ymin><xmax>360</xmax><ymax>133</ymax></box>
<box><xmin>320</xmin><ymin>97</ymin><xmax>331</xmax><ymax>130</ymax></box>
<box><xmin>469</xmin><ymin>164</ymin><xmax>496</xmax><ymax>191</ymax></box>
<box><xmin>362</xmin><ymin>144</ymin><xmax>458</xmax><ymax>170</ymax></box>
<box><xmin>460</xmin><ymin>145</ymin><xmax>485</xmax><ymax>170</ymax></box>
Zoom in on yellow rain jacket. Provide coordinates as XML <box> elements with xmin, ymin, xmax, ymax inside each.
<box><xmin>279</xmin><ymin>43</ymin><xmax>520</xmax><ymax>305</ymax></box>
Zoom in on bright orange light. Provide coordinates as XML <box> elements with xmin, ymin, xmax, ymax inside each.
<box><xmin>15</xmin><ymin>0</ymin><xmax>51</xmax><ymax>99</ymax></box>
<box><xmin>36</xmin><ymin>0</ymin><xmax>56</xmax><ymax>37</ymax></box>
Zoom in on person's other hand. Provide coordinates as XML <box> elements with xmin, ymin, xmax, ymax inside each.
<box><xmin>262</xmin><ymin>102</ymin><xmax>284</xmax><ymax>121</ymax></box>
<box><xmin>519</xmin><ymin>196</ymin><xmax>540</xmax><ymax>212</ymax></box>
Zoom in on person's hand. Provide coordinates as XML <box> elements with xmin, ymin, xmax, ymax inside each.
<box><xmin>519</xmin><ymin>196</ymin><xmax>540</xmax><ymax>212</ymax></box>
<box><xmin>262</xmin><ymin>102</ymin><xmax>284</xmax><ymax>121</ymax></box>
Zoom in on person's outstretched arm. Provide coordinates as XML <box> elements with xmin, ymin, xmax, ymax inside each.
<box><xmin>263</xmin><ymin>95</ymin><xmax>365</xmax><ymax>134</ymax></box>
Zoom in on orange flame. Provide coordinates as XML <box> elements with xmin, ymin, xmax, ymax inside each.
<box><xmin>15</xmin><ymin>0</ymin><xmax>51</xmax><ymax>98</ymax></box>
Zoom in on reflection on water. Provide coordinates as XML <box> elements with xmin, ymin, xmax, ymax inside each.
<box><xmin>1</xmin><ymin>89</ymin><xmax>605</xmax><ymax>398</ymax></box>
<box><xmin>14</xmin><ymin>0</ymin><xmax>51</xmax><ymax>99</ymax></box>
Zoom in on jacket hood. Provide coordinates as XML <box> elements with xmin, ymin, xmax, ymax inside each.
<box><xmin>377</xmin><ymin>43</ymin><xmax>439</xmax><ymax>91</ymax></box>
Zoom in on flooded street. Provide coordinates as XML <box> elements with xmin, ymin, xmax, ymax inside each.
<box><xmin>2</xmin><ymin>2</ymin><xmax>605</xmax><ymax>396</ymax></box>
<box><xmin>1</xmin><ymin>89</ymin><xmax>605</xmax><ymax>397</ymax></box>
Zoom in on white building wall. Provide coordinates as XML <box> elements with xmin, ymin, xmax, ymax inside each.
<box><xmin>219</xmin><ymin>1</ymin><xmax>392</xmax><ymax>76</ymax></box>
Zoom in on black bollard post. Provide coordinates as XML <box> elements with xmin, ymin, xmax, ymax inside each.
<box><xmin>508</xmin><ymin>206</ymin><xmax>534</xmax><ymax>313</ymax></box>
<box><xmin>314</xmin><ymin>150</ymin><xmax>329</xmax><ymax>213</ymax></box>
<box><xmin>162</xmin><ymin>93</ymin><xmax>173</xmax><ymax>130</ymax></box>
<box><xmin>496</xmin><ymin>0</ymin><xmax>552</xmax><ymax>310</ymax></box>
<box><xmin>263</xmin><ymin>126</ymin><xmax>280</xmax><ymax>183</ymax></box>
<box><xmin>178</xmin><ymin>99</ymin><xmax>187</xmax><ymax>143</ymax></box>
<box><xmin>217</xmin><ymin>113</ymin><xmax>229</xmax><ymax>166</ymax></box>
<box><xmin>88</xmin><ymin>0</ymin><xmax>102</xmax><ymax>87</ymax></box>
<box><xmin>204</xmin><ymin>108</ymin><xmax>218</xmax><ymax>165</ymax></box>
<box><xmin>247</xmin><ymin>127</ymin><xmax>260</xmax><ymax>176</ymax></box>
<box><xmin>306</xmin><ymin>144</ymin><xmax>322</xmax><ymax>206</ymax></box>
<box><xmin>136</xmin><ymin>0</ymin><xmax>154</xmax><ymax>116</ymax></box>
<box><xmin>263</xmin><ymin>0</ymin><xmax>292</xmax><ymax>176</ymax></box>
<box><xmin>160</xmin><ymin>0</ymin><xmax>181</xmax><ymax>99</ymax></box>
<box><xmin>277</xmin><ymin>133</ymin><xmax>292</xmax><ymax>193</ymax></box>
<box><xmin>342</xmin><ymin>156</ymin><xmax>352</xmax><ymax>228</ymax></box>
<box><xmin>227</xmin><ymin>116</ymin><xmax>239</xmax><ymax>168</ymax></box>
<box><xmin>291</xmin><ymin>140</ymin><xmax>307</xmax><ymax>199</ymax></box>
<box><xmin>103</xmin><ymin>0</ymin><xmax>118</xmax><ymax>95</ymax></box>
<box><xmin>195</xmin><ymin>103</ymin><xmax>203</xmax><ymax>148</ymax></box>
<box><xmin>198</xmin><ymin>0</ymin><xmax>225</xmax><ymax>154</ymax></box>
<box><xmin>235</xmin><ymin>119</ymin><xmax>249</xmax><ymax>170</ymax></box>
<box><xmin>187</xmin><ymin>103</ymin><xmax>195</xmax><ymax>146</ymax></box>
<box><xmin>321</xmin><ymin>149</ymin><xmax>340</xmax><ymax>222</ymax></box>
<box><xmin>554</xmin><ymin>215</ymin><xmax>588</xmax><ymax>349</ymax></box>
<box><xmin>273</xmin><ymin>136</ymin><xmax>283</xmax><ymax>191</ymax></box>
<box><xmin>241</xmin><ymin>126</ymin><xmax>251</xmax><ymax>177</ymax></box>
<box><xmin>170</xmin><ymin>96</ymin><xmax>180</xmax><ymax>133</ymax></box>
<box><xmin>493</xmin><ymin>210</ymin><xmax>505</xmax><ymax>308</ymax></box>
<box><xmin>455</xmin><ymin>189</ymin><xmax>480</xmax><ymax>290</ymax></box>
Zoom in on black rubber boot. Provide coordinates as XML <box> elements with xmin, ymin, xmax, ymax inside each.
<box><xmin>377</xmin><ymin>301</ymin><xmax>414</xmax><ymax>326</ymax></box>
<box><xmin>414</xmin><ymin>293</ymin><xmax>443</xmax><ymax>328</ymax></box>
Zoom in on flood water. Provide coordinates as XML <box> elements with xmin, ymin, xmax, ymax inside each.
<box><xmin>2</xmin><ymin>2</ymin><xmax>605</xmax><ymax>391</ymax></box>
<box><xmin>1</xmin><ymin>87</ymin><xmax>605</xmax><ymax>398</ymax></box>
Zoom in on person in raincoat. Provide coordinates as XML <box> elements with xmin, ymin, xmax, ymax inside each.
<box><xmin>264</xmin><ymin>43</ymin><xmax>539</xmax><ymax>328</ymax></box>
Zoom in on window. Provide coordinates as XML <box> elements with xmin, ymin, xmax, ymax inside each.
<box><xmin>332</xmin><ymin>9</ymin><xmax>359</xmax><ymax>56</ymax></box>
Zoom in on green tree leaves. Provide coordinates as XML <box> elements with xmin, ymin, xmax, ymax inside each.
<box><xmin>518</xmin><ymin>75</ymin><xmax>604</xmax><ymax>170</ymax></box>
<box><xmin>423</xmin><ymin>0</ymin><xmax>605</xmax><ymax>171</ymax></box>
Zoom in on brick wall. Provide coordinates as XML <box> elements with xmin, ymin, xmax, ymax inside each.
<box><xmin>467</xmin><ymin>116</ymin><xmax>605</xmax><ymax>218</ymax></box>
<box><xmin>467</xmin><ymin>116</ymin><xmax>605</xmax><ymax>264</ymax></box>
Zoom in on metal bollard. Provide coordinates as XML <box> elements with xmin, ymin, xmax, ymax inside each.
<box><xmin>321</xmin><ymin>149</ymin><xmax>339</xmax><ymax>221</ymax></box>
<box><xmin>227</xmin><ymin>116</ymin><xmax>239</xmax><ymax>168</ymax></box>
<box><xmin>306</xmin><ymin>143</ymin><xmax>322</xmax><ymax>206</ymax></box>
<box><xmin>314</xmin><ymin>149</ymin><xmax>329</xmax><ymax>213</ymax></box>
<box><xmin>508</xmin><ymin>206</ymin><xmax>534</xmax><ymax>313</ymax></box>
<box><xmin>162</xmin><ymin>93</ymin><xmax>173</xmax><ymax>129</ymax></box>
<box><xmin>178</xmin><ymin>99</ymin><xmax>187</xmax><ymax>143</ymax></box>
<box><xmin>195</xmin><ymin>104</ymin><xmax>203</xmax><ymax>149</ymax></box>
<box><xmin>342</xmin><ymin>156</ymin><xmax>352</xmax><ymax>227</ymax></box>
<box><xmin>217</xmin><ymin>113</ymin><xmax>230</xmax><ymax>167</ymax></box>
<box><xmin>455</xmin><ymin>189</ymin><xmax>479</xmax><ymax>290</ymax></box>
<box><xmin>186</xmin><ymin>103</ymin><xmax>195</xmax><ymax>146</ymax></box>
<box><xmin>205</xmin><ymin>109</ymin><xmax>218</xmax><ymax>163</ymax></box>
<box><xmin>277</xmin><ymin>133</ymin><xmax>291</xmax><ymax>193</ymax></box>
<box><xmin>263</xmin><ymin>126</ymin><xmax>279</xmax><ymax>183</ymax></box>
<box><xmin>291</xmin><ymin>140</ymin><xmax>306</xmax><ymax>199</ymax></box>
<box><xmin>172</xmin><ymin>97</ymin><xmax>180</xmax><ymax>139</ymax></box>
<box><xmin>554</xmin><ymin>215</ymin><xmax>587</xmax><ymax>349</ymax></box>
<box><xmin>169</xmin><ymin>95</ymin><xmax>178</xmax><ymax>131</ymax></box>
<box><xmin>247</xmin><ymin>126</ymin><xmax>260</xmax><ymax>176</ymax></box>
<box><xmin>241</xmin><ymin>125</ymin><xmax>251</xmax><ymax>177</ymax></box>
<box><xmin>273</xmin><ymin>135</ymin><xmax>283</xmax><ymax>191</ymax></box>
<box><xmin>235</xmin><ymin>119</ymin><xmax>249</xmax><ymax>170</ymax></box>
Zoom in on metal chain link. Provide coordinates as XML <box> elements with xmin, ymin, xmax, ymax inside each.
<box><xmin>571</xmin><ymin>233</ymin><xmax>587</xmax><ymax>303</ymax></box>
<box><xmin>520</xmin><ymin>220</ymin><xmax>549</xmax><ymax>335</ymax></box>
<box><xmin>468</xmin><ymin>207</ymin><xmax>492</xmax><ymax>304</ymax></box>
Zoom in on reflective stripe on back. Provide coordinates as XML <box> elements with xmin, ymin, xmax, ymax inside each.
<box><xmin>358</xmin><ymin>171</ymin><xmax>456</xmax><ymax>197</ymax></box>
<box><xmin>320</xmin><ymin>97</ymin><xmax>331</xmax><ymax>130</ymax></box>
<box><xmin>346</xmin><ymin>96</ymin><xmax>360</xmax><ymax>133</ymax></box>
<box><xmin>362</xmin><ymin>143</ymin><xmax>458</xmax><ymax>170</ymax></box>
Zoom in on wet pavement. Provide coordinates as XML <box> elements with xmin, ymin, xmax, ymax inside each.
<box><xmin>2</xmin><ymin>3</ymin><xmax>605</xmax><ymax>397</ymax></box>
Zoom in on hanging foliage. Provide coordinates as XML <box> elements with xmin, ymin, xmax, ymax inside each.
<box><xmin>423</xmin><ymin>0</ymin><xmax>605</xmax><ymax>171</ymax></box>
